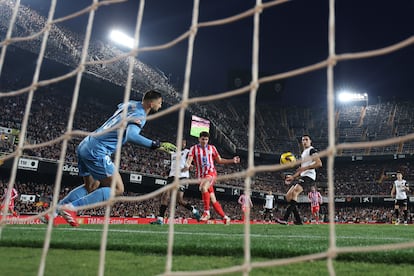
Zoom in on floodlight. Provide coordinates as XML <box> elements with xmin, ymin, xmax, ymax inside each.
<box><xmin>109</xmin><ymin>30</ymin><xmax>135</xmax><ymax>49</ymax></box>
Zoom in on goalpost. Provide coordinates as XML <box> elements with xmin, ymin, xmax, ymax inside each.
<box><xmin>1</xmin><ymin>0</ymin><xmax>414</xmax><ymax>275</ymax></box>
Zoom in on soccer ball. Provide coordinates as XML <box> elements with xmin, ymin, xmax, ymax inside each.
<box><xmin>280</xmin><ymin>152</ymin><xmax>296</xmax><ymax>165</ymax></box>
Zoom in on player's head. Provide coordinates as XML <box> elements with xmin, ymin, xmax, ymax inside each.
<box><xmin>396</xmin><ymin>172</ymin><xmax>403</xmax><ymax>180</ymax></box>
<box><xmin>301</xmin><ymin>134</ymin><xmax>312</xmax><ymax>148</ymax></box>
<box><xmin>182</xmin><ymin>138</ymin><xmax>187</xmax><ymax>148</ymax></box>
<box><xmin>142</xmin><ymin>90</ymin><xmax>163</xmax><ymax>112</ymax></box>
<box><xmin>198</xmin><ymin>131</ymin><xmax>210</xmax><ymax>146</ymax></box>
<box><xmin>311</xmin><ymin>186</ymin><xmax>316</xmax><ymax>192</ymax></box>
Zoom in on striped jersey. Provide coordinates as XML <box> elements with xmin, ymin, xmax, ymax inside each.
<box><xmin>238</xmin><ymin>194</ymin><xmax>252</xmax><ymax>207</ymax></box>
<box><xmin>308</xmin><ymin>191</ymin><xmax>322</xmax><ymax>207</ymax></box>
<box><xmin>2</xmin><ymin>188</ymin><xmax>18</xmax><ymax>204</ymax></box>
<box><xmin>188</xmin><ymin>144</ymin><xmax>219</xmax><ymax>178</ymax></box>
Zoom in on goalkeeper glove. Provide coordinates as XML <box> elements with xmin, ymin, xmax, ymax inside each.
<box><xmin>158</xmin><ymin>142</ymin><xmax>177</xmax><ymax>153</ymax></box>
<box><xmin>151</xmin><ymin>140</ymin><xmax>160</xmax><ymax>149</ymax></box>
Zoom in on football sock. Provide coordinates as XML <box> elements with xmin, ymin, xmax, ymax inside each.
<box><xmin>403</xmin><ymin>210</ymin><xmax>408</xmax><ymax>221</ymax></box>
<box><xmin>395</xmin><ymin>209</ymin><xmax>399</xmax><ymax>220</ymax></box>
<box><xmin>212</xmin><ymin>201</ymin><xmax>226</xmax><ymax>218</ymax></box>
<box><xmin>71</xmin><ymin>187</ymin><xmax>111</xmax><ymax>207</ymax></box>
<box><xmin>202</xmin><ymin>191</ymin><xmax>211</xmax><ymax>211</ymax></box>
<box><xmin>283</xmin><ymin>200</ymin><xmax>297</xmax><ymax>221</ymax></box>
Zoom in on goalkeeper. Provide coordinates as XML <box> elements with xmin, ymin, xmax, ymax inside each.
<box><xmin>41</xmin><ymin>90</ymin><xmax>169</xmax><ymax>226</ymax></box>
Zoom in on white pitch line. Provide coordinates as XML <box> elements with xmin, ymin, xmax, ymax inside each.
<box><xmin>3</xmin><ymin>226</ymin><xmax>411</xmax><ymax>242</ymax></box>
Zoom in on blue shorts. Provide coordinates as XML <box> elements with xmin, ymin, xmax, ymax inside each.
<box><xmin>77</xmin><ymin>137</ymin><xmax>114</xmax><ymax>180</ymax></box>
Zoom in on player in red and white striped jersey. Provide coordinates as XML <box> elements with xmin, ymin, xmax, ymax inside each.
<box><xmin>1</xmin><ymin>187</ymin><xmax>18</xmax><ymax>216</ymax></box>
<box><xmin>185</xmin><ymin>131</ymin><xmax>240</xmax><ymax>225</ymax></box>
<box><xmin>308</xmin><ymin>186</ymin><xmax>322</xmax><ymax>223</ymax></box>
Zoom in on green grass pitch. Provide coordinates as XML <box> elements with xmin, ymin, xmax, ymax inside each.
<box><xmin>1</xmin><ymin>223</ymin><xmax>414</xmax><ymax>275</ymax></box>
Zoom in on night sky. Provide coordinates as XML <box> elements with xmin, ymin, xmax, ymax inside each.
<box><xmin>17</xmin><ymin>0</ymin><xmax>414</xmax><ymax>105</ymax></box>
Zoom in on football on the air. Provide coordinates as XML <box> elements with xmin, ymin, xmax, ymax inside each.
<box><xmin>280</xmin><ymin>152</ymin><xmax>296</xmax><ymax>165</ymax></box>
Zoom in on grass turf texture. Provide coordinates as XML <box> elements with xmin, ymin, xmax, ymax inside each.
<box><xmin>1</xmin><ymin>224</ymin><xmax>413</xmax><ymax>275</ymax></box>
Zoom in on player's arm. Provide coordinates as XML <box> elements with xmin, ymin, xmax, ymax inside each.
<box><xmin>238</xmin><ymin>196</ymin><xmax>243</xmax><ymax>204</ymax></box>
<box><xmin>289</xmin><ymin>150</ymin><xmax>322</xmax><ymax>180</ymax></box>
<box><xmin>125</xmin><ymin>123</ymin><xmax>159</xmax><ymax>149</ymax></box>
<box><xmin>215</xmin><ymin>155</ymin><xmax>240</xmax><ymax>165</ymax></box>
<box><xmin>183</xmin><ymin>153</ymin><xmax>194</xmax><ymax>172</ymax></box>
<box><xmin>11</xmin><ymin>190</ymin><xmax>18</xmax><ymax>200</ymax></box>
<box><xmin>391</xmin><ymin>185</ymin><xmax>396</xmax><ymax>197</ymax></box>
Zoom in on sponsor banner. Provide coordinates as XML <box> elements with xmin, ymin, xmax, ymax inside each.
<box><xmin>361</xmin><ymin>197</ymin><xmax>372</xmax><ymax>203</ymax></box>
<box><xmin>18</xmin><ymin>158</ymin><xmax>39</xmax><ymax>171</ymax></box>
<box><xmin>20</xmin><ymin>194</ymin><xmax>36</xmax><ymax>202</ymax></box>
<box><xmin>3</xmin><ymin>215</ymin><xmax>396</xmax><ymax>225</ymax></box>
<box><xmin>215</xmin><ymin>187</ymin><xmax>226</xmax><ymax>193</ymax></box>
<box><xmin>232</xmin><ymin>188</ymin><xmax>241</xmax><ymax>196</ymax></box>
<box><xmin>154</xmin><ymin>178</ymin><xmax>167</xmax><ymax>186</ymax></box>
<box><xmin>62</xmin><ymin>164</ymin><xmax>79</xmax><ymax>176</ymax></box>
<box><xmin>130</xmin><ymin>173</ymin><xmax>142</xmax><ymax>184</ymax></box>
<box><xmin>0</xmin><ymin>126</ymin><xmax>12</xmax><ymax>134</ymax></box>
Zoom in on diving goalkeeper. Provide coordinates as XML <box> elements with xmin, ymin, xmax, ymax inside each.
<box><xmin>41</xmin><ymin>90</ymin><xmax>171</xmax><ymax>226</ymax></box>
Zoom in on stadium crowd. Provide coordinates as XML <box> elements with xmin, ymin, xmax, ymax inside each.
<box><xmin>1</xmin><ymin>89</ymin><xmax>414</xmax><ymax>196</ymax></box>
<box><xmin>2</xmin><ymin>178</ymin><xmax>412</xmax><ymax>224</ymax></box>
<box><xmin>1</xmin><ymin>0</ymin><xmax>414</xmax><ymax>225</ymax></box>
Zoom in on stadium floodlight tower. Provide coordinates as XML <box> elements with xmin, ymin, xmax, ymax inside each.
<box><xmin>109</xmin><ymin>29</ymin><xmax>135</xmax><ymax>49</ymax></box>
<box><xmin>337</xmin><ymin>90</ymin><xmax>368</xmax><ymax>107</ymax></box>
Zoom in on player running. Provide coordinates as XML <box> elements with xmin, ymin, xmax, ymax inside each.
<box><xmin>184</xmin><ymin>131</ymin><xmax>240</xmax><ymax>225</ymax></box>
<box><xmin>308</xmin><ymin>186</ymin><xmax>322</xmax><ymax>224</ymax></box>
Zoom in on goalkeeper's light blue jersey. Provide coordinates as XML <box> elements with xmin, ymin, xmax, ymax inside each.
<box><xmin>92</xmin><ymin>100</ymin><xmax>148</xmax><ymax>154</ymax></box>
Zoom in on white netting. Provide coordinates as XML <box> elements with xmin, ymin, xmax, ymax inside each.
<box><xmin>1</xmin><ymin>0</ymin><xmax>414</xmax><ymax>275</ymax></box>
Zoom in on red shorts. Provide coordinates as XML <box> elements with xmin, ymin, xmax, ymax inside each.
<box><xmin>311</xmin><ymin>206</ymin><xmax>320</xmax><ymax>214</ymax></box>
<box><xmin>201</xmin><ymin>171</ymin><xmax>217</xmax><ymax>193</ymax></box>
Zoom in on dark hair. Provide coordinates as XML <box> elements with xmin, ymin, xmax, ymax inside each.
<box><xmin>143</xmin><ymin>90</ymin><xmax>162</xmax><ymax>101</ymax></box>
<box><xmin>199</xmin><ymin>131</ymin><xmax>209</xmax><ymax>138</ymax></box>
<box><xmin>302</xmin><ymin>134</ymin><xmax>312</xmax><ymax>140</ymax></box>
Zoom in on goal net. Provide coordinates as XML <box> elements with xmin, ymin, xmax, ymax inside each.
<box><xmin>1</xmin><ymin>0</ymin><xmax>414</xmax><ymax>275</ymax></box>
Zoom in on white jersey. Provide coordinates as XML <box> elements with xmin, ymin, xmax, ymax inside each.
<box><xmin>168</xmin><ymin>148</ymin><xmax>190</xmax><ymax>178</ymax></box>
<box><xmin>394</xmin><ymin>179</ymin><xmax>408</xmax><ymax>200</ymax></box>
<box><xmin>264</xmin><ymin>194</ymin><xmax>274</xmax><ymax>209</ymax></box>
<box><xmin>300</xmin><ymin>146</ymin><xmax>317</xmax><ymax>180</ymax></box>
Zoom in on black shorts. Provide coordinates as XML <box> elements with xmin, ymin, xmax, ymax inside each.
<box><xmin>297</xmin><ymin>176</ymin><xmax>315</xmax><ymax>189</ymax></box>
<box><xmin>395</xmin><ymin>198</ymin><xmax>408</xmax><ymax>207</ymax></box>
<box><xmin>167</xmin><ymin>176</ymin><xmax>189</xmax><ymax>192</ymax></box>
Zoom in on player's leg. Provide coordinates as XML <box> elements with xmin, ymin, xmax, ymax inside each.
<box><xmin>152</xmin><ymin>177</ymin><xmax>173</xmax><ymax>224</ymax></box>
<box><xmin>210</xmin><ymin>192</ymin><xmax>231</xmax><ymax>225</ymax></box>
<box><xmin>278</xmin><ymin>183</ymin><xmax>303</xmax><ymax>224</ymax></box>
<box><xmin>199</xmin><ymin>175</ymin><xmax>213</xmax><ymax>220</ymax></box>
<box><xmin>394</xmin><ymin>203</ymin><xmax>400</xmax><ymax>225</ymax></box>
<box><xmin>402</xmin><ymin>200</ymin><xmax>408</xmax><ymax>225</ymax></box>
<box><xmin>176</xmin><ymin>186</ymin><xmax>200</xmax><ymax>221</ymax></box>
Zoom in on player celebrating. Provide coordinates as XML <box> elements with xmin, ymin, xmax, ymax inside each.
<box><xmin>391</xmin><ymin>171</ymin><xmax>409</xmax><ymax>225</ymax></box>
<box><xmin>151</xmin><ymin>139</ymin><xmax>201</xmax><ymax>224</ymax></box>
<box><xmin>308</xmin><ymin>186</ymin><xmax>322</xmax><ymax>224</ymax></box>
<box><xmin>276</xmin><ymin>134</ymin><xmax>322</xmax><ymax>225</ymax></box>
<box><xmin>262</xmin><ymin>191</ymin><xmax>275</xmax><ymax>222</ymax></box>
<box><xmin>42</xmin><ymin>90</ymin><xmax>166</xmax><ymax>227</ymax></box>
<box><xmin>185</xmin><ymin>131</ymin><xmax>240</xmax><ymax>225</ymax></box>
<box><xmin>1</xmin><ymin>186</ymin><xmax>18</xmax><ymax>216</ymax></box>
<box><xmin>238</xmin><ymin>191</ymin><xmax>253</xmax><ymax>222</ymax></box>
